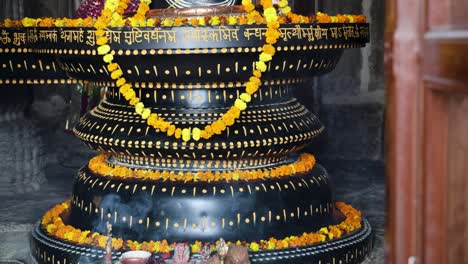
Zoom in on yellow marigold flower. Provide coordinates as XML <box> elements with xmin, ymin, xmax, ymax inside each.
<box><xmin>331</xmin><ymin>16</ymin><xmax>339</xmax><ymax>23</ymax></box>
<box><xmin>345</xmin><ymin>15</ymin><xmax>355</xmax><ymax>23</ymax></box>
<box><xmin>263</xmin><ymin>7</ymin><xmax>278</xmax><ymax>23</ymax></box>
<box><xmin>129</xmin><ymin>97</ymin><xmax>140</xmax><ymax>106</ymax></box>
<box><xmin>147</xmin><ymin>18</ymin><xmax>156</xmax><ymax>27</ymax></box>
<box><xmin>241</xmin><ymin>0</ymin><xmax>252</xmax><ymax>6</ymax></box>
<box><xmin>111</xmin><ymin>17</ymin><xmax>126</xmax><ymax>27</ymax></box>
<box><xmin>191</xmin><ymin>241</ymin><xmax>202</xmax><ymax>253</ymax></box>
<box><xmin>192</xmin><ymin>127</ymin><xmax>201</xmax><ymax>141</ymax></box>
<box><xmin>135</xmin><ymin>102</ymin><xmax>144</xmax><ymax>114</ymax></box>
<box><xmin>281</xmin><ymin>6</ymin><xmax>291</xmax><ymax>15</ymax></box>
<box><xmin>182</xmin><ymin>128</ymin><xmax>191</xmax><ymax>142</ymax></box>
<box><xmin>97</xmin><ymin>44</ymin><xmax>111</xmax><ymax>55</ymax></box>
<box><xmin>110</xmin><ymin>69</ymin><xmax>123</xmax><ymax>79</ymax></box>
<box><xmin>96</xmin><ymin>29</ymin><xmax>106</xmax><ymax>37</ymax></box>
<box><xmin>198</xmin><ymin>17</ymin><xmax>206</xmax><ymax>26</ymax></box>
<box><xmin>255</xmin><ymin>61</ymin><xmax>267</xmax><ymax>72</ymax></box>
<box><xmin>3</xmin><ymin>19</ymin><xmax>13</xmax><ymax>27</ymax></box>
<box><xmin>167</xmin><ymin>125</ymin><xmax>176</xmax><ymax>136</ymax></box>
<box><xmin>54</xmin><ymin>19</ymin><xmax>66</xmax><ymax>27</ymax></box>
<box><xmin>249</xmin><ymin>242</ymin><xmax>260</xmax><ymax>251</ymax></box>
<box><xmin>259</xmin><ymin>52</ymin><xmax>272</xmax><ymax>62</ymax></box>
<box><xmin>240</xmin><ymin>93</ymin><xmax>251</xmax><ymax>103</ymax></box>
<box><xmin>319</xmin><ymin>227</ymin><xmax>329</xmax><ymax>234</ymax></box>
<box><xmin>278</xmin><ymin>0</ymin><xmax>288</xmax><ymax>8</ymax></box>
<box><xmin>22</xmin><ymin>17</ymin><xmax>37</xmax><ymax>27</ymax></box>
<box><xmin>267</xmin><ymin>241</ymin><xmax>276</xmax><ymax>250</ymax></box>
<box><xmin>97</xmin><ymin>36</ymin><xmax>108</xmax><ymax>46</ymax></box>
<box><xmin>162</xmin><ymin>18</ymin><xmax>173</xmax><ymax>27</ymax></box>
<box><xmin>112</xmin><ymin>12</ymin><xmax>122</xmax><ymax>21</ymax></box>
<box><xmin>120</xmin><ymin>84</ymin><xmax>131</xmax><ymax>94</ymax></box>
<box><xmin>103</xmin><ymin>54</ymin><xmax>114</xmax><ymax>63</ymax></box>
<box><xmin>128</xmin><ymin>18</ymin><xmax>140</xmax><ymax>27</ymax></box>
<box><xmin>46</xmin><ymin>224</ymin><xmax>57</xmax><ymax>233</ymax></box>
<box><xmin>116</xmin><ymin>77</ymin><xmax>126</xmax><ymax>87</ymax></box>
<box><xmin>147</xmin><ymin>113</ymin><xmax>159</xmax><ymax>126</ymax></box>
<box><xmin>227</xmin><ymin>16</ymin><xmax>237</xmax><ymax>25</ymax></box>
<box><xmin>141</xmin><ymin>108</ymin><xmax>151</xmax><ymax>119</ymax></box>
<box><xmin>210</xmin><ymin>16</ymin><xmax>220</xmax><ymax>26</ymax></box>
<box><xmin>234</xmin><ymin>99</ymin><xmax>247</xmax><ymax>111</ymax></box>
<box><xmin>104</xmin><ymin>1</ymin><xmax>118</xmax><ymax>11</ymax></box>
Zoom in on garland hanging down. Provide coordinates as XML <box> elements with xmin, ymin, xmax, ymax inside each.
<box><xmin>0</xmin><ymin>2</ymin><xmax>366</xmax><ymax>142</ymax></box>
<box><xmin>90</xmin><ymin>0</ymin><xmax>364</xmax><ymax>142</ymax></box>
<box><xmin>94</xmin><ymin>0</ymin><xmax>287</xmax><ymax>142</ymax></box>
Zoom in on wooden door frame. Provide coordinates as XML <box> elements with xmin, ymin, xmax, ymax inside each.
<box><xmin>387</xmin><ymin>0</ymin><xmax>468</xmax><ymax>262</ymax></box>
<box><xmin>385</xmin><ymin>0</ymin><xmax>425</xmax><ymax>262</ymax></box>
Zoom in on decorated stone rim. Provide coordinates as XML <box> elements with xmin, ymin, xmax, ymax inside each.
<box><xmin>87</xmin><ymin>152</ymin><xmax>315</xmax><ymax>182</ymax></box>
<box><xmin>40</xmin><ymin>200</ymin><xmax>362</xmax><ymax>253</ymax></box>
<box><xmin>23</xmin><ymin>23</ymin><xmax>369</xmax><ymax>51</ymax></box>
<box><xmin>31</xmin><ymin>218</ymin><xmax>371</xmax><ymax>262</ymax></box>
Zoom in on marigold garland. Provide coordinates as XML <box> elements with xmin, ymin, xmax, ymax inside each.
<box><xmin>42</xmin><ymin>200</ymin><xmax>362</xmax><ymax>253</ymax></box>
<box><xmin>1</xmin><ymin>13</ymin><xmax>366</xmax><ymax>28</ymax></box>
<box><xmin>82</xmin><ymin>0</ymin><xmax>364</xmax><ymax>143</ymax></box>
<box><xmin>88</xmin><ymin>153</ymin><xmax>316</xmax><ymax>182</ymax></box>
<box><xmin>91</xmin><ymin>0</ymin><xmax>287</xmax><ymax>142</ymax></box>
<box><xmin>1</xmin><ymin>4</ymin><xmax>366</xmax><ymax>143</ymax></box>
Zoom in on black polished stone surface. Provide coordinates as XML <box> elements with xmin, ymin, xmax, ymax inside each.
<box><xmin>0</xmin><ymin>134</ymin><xmax>384</xmax><ymax>263</ymax></box>
<box><xmin>69</xmin><ymin>164</ymin><xmax>340</xmax><ymax>243</ymax></box>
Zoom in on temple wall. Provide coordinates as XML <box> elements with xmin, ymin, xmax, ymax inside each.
<box><xmin>298</xmin><ymin>0</ymin><xmax>385</xmax><ymax>162</ymax></box>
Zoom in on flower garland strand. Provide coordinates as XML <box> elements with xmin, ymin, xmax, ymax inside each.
<box><xmin>88</xmin><ymin>153</ymin><xmax>316</xmax><ymax>182</ymax></box>
<box><xmin>8</xmin><ymin>12</ymin><xmax>366</xmax><ymax>28</ymax></box>
<box><xmin>94</xmin><ymin>0</ymin><xmax>286</xmax><ymax>142</ymax></box>
<box><xmin>41</xmin><ymin>200</ymin><xmax>362</xmax><ymax>253</ymax></box>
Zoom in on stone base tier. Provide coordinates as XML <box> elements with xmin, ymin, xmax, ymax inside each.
<box><xmin>69</xmin><ymin>163</ymin><xmax>339</xmax><ymax>243</ymax></box>
<box><xmin>30</xmin><ymin>219</ymin><xmax>372</xmax><ymax>264</ymax></box>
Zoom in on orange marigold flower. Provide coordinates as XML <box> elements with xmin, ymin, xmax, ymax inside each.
<box><xmin>38</xmin><ymin>18</ymin><xmax>54</xmax><ymax>27</ymax></box>
<box><xmin>262</xmin><ymin>44</ymin><xmax>276</xmax><ymax>56</ymax></box>
<box><xmin>243</xmin><ymin>3</ymin><xmax>255</xmax><ymax>13</ymax></box>
<box><xmin>174</xmin><ymin>128</ymin><xmax>182</xmax><ymax>139</ymax></box>
<box><xmin>190</xmin><ymin>18</ymin><xmax>199</xmax><ymax>26</ymax></box>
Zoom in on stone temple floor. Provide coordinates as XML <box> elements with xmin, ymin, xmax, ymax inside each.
<box><xmin>0</xmin><ymin>134</ymin><xmax>384</xmax><ymax>264</ymax></box>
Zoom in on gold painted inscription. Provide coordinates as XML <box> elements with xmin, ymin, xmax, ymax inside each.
<box><xmin>60</xmin><ymin>29</ymin><xmax>84</xmax><ymax>43</ymax></box>
<box><xmin>182</xmin><ymin>27</ymin><xmax>239</xmax><ymax>42</ymax></box>
<box><xmin>38</xmin><ymin>29</ymin><xmax>58</xmax><ymax>43</ymax></box>
<box><xmin>244</xmin><ymin>24</ymin><xmax>369</xmax><ymax>42</ymax></box>
<box><xmin>0</xmin><ymin>30</ymin><xmax>11</xmax><ymax>44</ymax></box>
<box><xmin>13</xmin><ymin>32</ymin><xmax>27</xmax><ymax>46</ymax></box>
